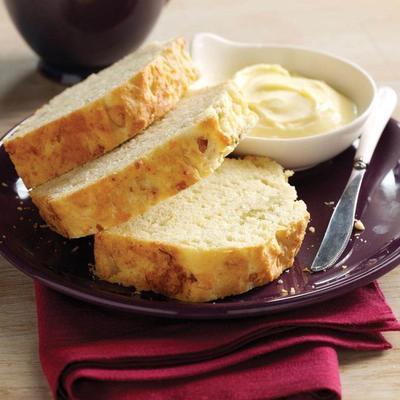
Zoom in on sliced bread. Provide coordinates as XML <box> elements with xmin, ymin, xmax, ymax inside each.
<box><xmin>31</xmin><ymin>83</ymin><xmax>257</xmax><ymax>239</ymax></box>
<box><xmin>94</xmin><ymin>156</ymin><xmax>309</xmax><ymax>302</ymax></box>
<box><xmin>4</xmin><ymin>38</ymin><xmax>198</xmax><ymax>188</ymax></box>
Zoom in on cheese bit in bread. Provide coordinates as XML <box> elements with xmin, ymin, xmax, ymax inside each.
<box><xmin>94</xmin><ymin>156</ymin><xmax>309</xmax><ymax>302</ymax></box>
<box><xmin>31</xmin><ymin>82</ymin><xmax>258</xmax><ymax>239</ymax></box>
<box><xmin>4</xmin><ymin>38</ymin><xmax>198</xmax><ymax>188</ymax></box>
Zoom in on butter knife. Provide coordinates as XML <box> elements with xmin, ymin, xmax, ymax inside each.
<box><xmin>311</xmin><ymin>86</ymin><xmax>398</xmax><ymax>272</ymax></box>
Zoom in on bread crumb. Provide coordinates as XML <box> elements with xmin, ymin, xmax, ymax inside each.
<box><xmin>277</xmin><ymin>279</ymin><xmax>283</xmax><ymax>284</ymax></box>
<box><xmin>33</xmin><ymin>223</ymin><xmax>38</xmax><ymax>229</ymax></box>
<box><xmin>308</xmin><ymin>226</ymin><xmax>315</xmax><ymax>233</ymax></box>
<box><xmin>71</xmin><ymin>246</ymin><xmax>79</xmax><ymax>253</ymax></box>
<box><xmin>281</xmin><ymin>288</ymin><xmax>288</xmax><ymax>295</ymax></box>
<box><xmin>1</xmin><ymin>182</ymin><xmax>8</xmax><ymax>187</ymax></box>
<box><xmin>39</xmin><ymin>224</ymin><xmax>48</xmax><ymax>229</ymax></box>
<box><xmin>12</xmin><ymin>225</ymin><xmax>16</xmax><ymax>229</ymax></box>
<box><xmin>1</xmin><ymin>235</ymin><xmax>6</xmax><ymax>239</ymax></box>
<box><xmin>290</xmin><ymin>287</ymin><xmax>296</xmax><ymax>295</ymax></box>
<box><xmin>17</xmin><ymin>206</ymin><xmax>23</xmax><ymax>211</ymax></box>
<box><xmin>324</xmin><ymin>201</ymin><xmax>335</xmax><ymax>206</ymax></box>
<box><xmin>284</xmin><ymin>170</ymin><xmax>294</xmax><ymax>177</ymax></box>
<box><xmin>342</xmin><ymin>265</ymin><xmax>347</xmax><ymax>269</ymax></box>
<box><xmin>88</xmin><ymin>263</ymin><xmax>95</xmax><ymax>273</ymax></box>
<box><xmin>354</xmin><ymin>219</ymin><xmax>365</xmax><ymax>231</ymax></box>
<box><xmin>303</xmin><ymin>267</ymin><xmax>311</xmax><ymax>273</ymax></box>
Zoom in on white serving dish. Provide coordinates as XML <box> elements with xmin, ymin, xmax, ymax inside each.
<box><xmin>191</xmin><ymin>33</ymin><xmax>377</xmax><ymax>170</ymax></box>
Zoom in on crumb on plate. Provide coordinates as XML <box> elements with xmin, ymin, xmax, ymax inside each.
<box><xmin>354</xmin><ymin>219</ymin><xmax>365</xmax><ymax>231</ymax></box>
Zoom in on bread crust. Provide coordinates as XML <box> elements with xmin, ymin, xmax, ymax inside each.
<box><xmin>30</xmin><ymin>87</ymin><xmax>254</xmax><ymax>238</ymax></box>
<box><xmin>4</xmin><ymin>38</ymin><xmax>198</xmax><ymax>188</ymax></box>
<box><xmin>94</xmin><ymin>216</ymin><xmax>309</xmax><ymax>302</ymax></box>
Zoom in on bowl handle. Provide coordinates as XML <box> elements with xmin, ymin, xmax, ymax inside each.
<box><xmin>191</xmin><ymin>33</ymin><xmax>236</xmax><ymax>59</ymax></box>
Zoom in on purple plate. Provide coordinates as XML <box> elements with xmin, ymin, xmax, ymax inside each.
<box><xmin>1</xmin><ymin>120</ymin><xmax>400</xmax><ymax>319</ymax></box>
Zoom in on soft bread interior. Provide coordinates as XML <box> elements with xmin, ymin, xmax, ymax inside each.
<box><xmin>107</xmin><ymin>157</ymin><xmax>308</xmax><ymax>249</ymax></box>
<box><xmin>9</xmin><ymin>42</ymin><xmax>170</xmax><ymax>139</ymax></box>
<box><xmin>32</xmin><ymin>83</ymin><xmax>247</xmax><ymax>199</ymax></box>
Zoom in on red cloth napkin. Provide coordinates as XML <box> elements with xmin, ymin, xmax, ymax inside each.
<box><xmin>35</xmin><ymin>281</ymin><xmax>399</xmax><ymax>400</ymax></box>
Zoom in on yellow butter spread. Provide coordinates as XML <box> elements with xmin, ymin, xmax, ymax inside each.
<box><xmin>234</xmin><ymin>64</ymin><xmax>357</xmax><ymax>138</ymax></box>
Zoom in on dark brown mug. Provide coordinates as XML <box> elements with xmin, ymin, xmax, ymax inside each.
<box><xmin>5</xmin><ymin>0</ymin><xmax>167</xmax><ymax>82</ymax></box>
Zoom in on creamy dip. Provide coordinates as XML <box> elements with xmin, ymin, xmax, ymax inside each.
<box><xmin>234</xmin><ymin>64</ymin><xmax>357</xmax><ymax>138</ymax></box>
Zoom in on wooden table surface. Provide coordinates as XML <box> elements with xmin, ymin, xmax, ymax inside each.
<box><xmin>0</xmin><ymin>1</ymin><xmax>399</xmax><ymax>399</ymax></box>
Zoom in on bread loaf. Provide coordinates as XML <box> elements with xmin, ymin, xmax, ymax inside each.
<box><xmin>94</xmin><ymin>156</ymin><xmax>309</xmax><ymax>302</ymax></box>
<box><xmin>4</xmin><ymin>38</ymin><xmax>198</xmax><ymax>187</ymax></box>
<box><xmin>31</xmin><ymin>83</ymin><xmax>257</xmax><ymax>238</ymax></box>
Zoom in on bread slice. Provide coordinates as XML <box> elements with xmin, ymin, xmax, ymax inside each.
<box><xmin>30</xmin><ymin>83</ymin><xmax>257</xmax><ymax>239</ymax></box>
<box><xmin>4</xmin><ymin>38</ymin><xmax>198</xmax><ymax>188</ymax></box>
<box><xmin>94</xmin><ymin>156</ymin><xmax>309</xmax><ymax>302</ymax></box>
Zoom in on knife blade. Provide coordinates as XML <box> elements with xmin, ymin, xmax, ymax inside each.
<box><xmin>311</xmin><ymin>87</ymin><xmax>398</xmax><ymax>272</ymax></box>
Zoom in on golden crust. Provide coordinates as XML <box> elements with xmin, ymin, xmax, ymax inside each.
<box><xmin>30</xmin><ymin>113</ymin><xmax>240</xmax><ymax>238</ymax></box>
<box><xmin>94</xmin><ymin>216</ymin><xmax>309</xmax><ymax>302</ymax></box>
<box><xmin>4</xmin><ymin>38</ymin><xmax>198</xmax><ymax>188</ymax></box>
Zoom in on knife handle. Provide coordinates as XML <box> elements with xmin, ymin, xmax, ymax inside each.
<box><xmin>354</xmin><ymin>87</ymin><xmax>398</xmax><ymax>167</ymax></box>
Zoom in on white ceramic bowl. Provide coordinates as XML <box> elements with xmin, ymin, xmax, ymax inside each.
<box><xmin>191</xmin><ymin>33</ymin><xmax>377</xmax><ymax>170</ymax></box>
